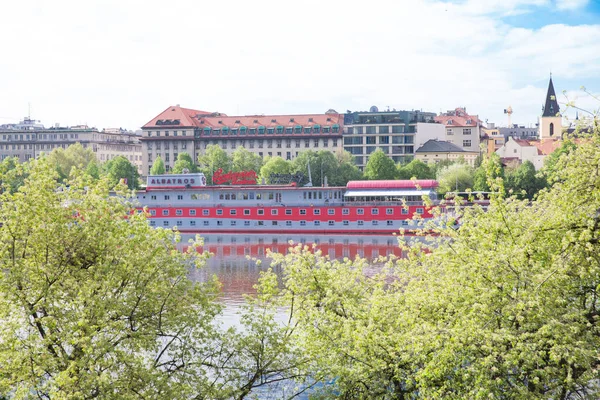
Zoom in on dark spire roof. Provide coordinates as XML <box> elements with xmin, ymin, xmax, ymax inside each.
<box><xmin>542</xmin><ymin>76</ymin><xmax>560</xmax><ymax>117</ymax></box>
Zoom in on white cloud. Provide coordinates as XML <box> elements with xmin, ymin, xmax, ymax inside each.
<box><xmin>0</xmin><ymin>0</ymin><xmax>598</xmax><ymax>130</ymax></box>
<box><xmin>555</xmin><ymin>0</ymin><xmax>589</xmax><ymax>10</ymax></box>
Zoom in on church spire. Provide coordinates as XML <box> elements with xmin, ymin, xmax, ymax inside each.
<box><xmin>542</xmin><ymin>75</ymin><xmax>560</xmax><ymax>117</ymax></box>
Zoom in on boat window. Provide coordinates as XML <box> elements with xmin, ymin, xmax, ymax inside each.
<box><xmin>342</xmin><ymin>208</ymin><xmax>349</xmax><ymax>215</ymax></box>
<box><xmin>319</xmin><ymin>192</ymin><xmax>322</xmax><ymax>199</ymax></box>
<box><xmin>268</xmin><ymin>192</ymin><xmax>274</xmax><ymax>200</ymax></box>
<box><xmin>328</xmin><ymin>220</ymin><xmax>335</xmax><ymax>226</ymax></box>
<box><xmin>219</xmin><ymin>194</ymin><xmax>225</xmax><ymax>200</ymax></box>
<box><xmin>272</xmin><ymin>221</ymin><xmax>278</xmax><ymax>226</ymax></box>
<box><xmin>217</xmin><ymin>221</ymin><xmax>223</xmax><ymax>226</ymax></box>
<box><xmin>372</xmin><ymin>220</ymin><xmax>378</xmax><ymax>226</ymax></box>
<box><xmin>217</xmin><ymin>210</ymin><xmax>223</xmax><ymax>215</ymax></box>
<box><xmin>256</xmin><ymin>193</ymin><xmax>261</xmax><ymax>200</ymax></box>
<box><xmin>416</xmin><ymin>208</ymin><xmax>424</xmax><ymax>214</ymax></box>
<box><xmin>328</xmin><ymin>209</ymin><xmax>335</xmax><ymax>215</ymax></box>
<box><xmin>303</xmin><ymin>192</ymin><xmax>307</xmax><ymax>200</ymax></box>
<box><xmin>258</xmin><ymin>221</ymin><xmax>264</xmax><ymax>226</ymax></box>
<box><xmin>371</xmin><ymin>208</ymin><xmax>379</xmax><ymax>215</ymax></box>
<box><xmin>151</xmin><ymin>195</ymin><xmax>157</xmax><ymax>200</ymax></box>
<box><xmin>163</xmin><ymin>221</ymin><xmax>169</xmax><ymax>227</ymax></box>
<box><xmin>190</xmin><ymin>209</ymin><xmax>196</xmax><ymax>216</ymax></box>
<box><xmin>177</xmin><ymin>195</ymin><xmax>183</xmax><ymax>200</ymax></box>
<box><xmin>164</xmin><ymin>195</ymin><xmax>170</xmax><ymax>200</ymax></box>
<box><xmin>225</xmin><ymin>194</ymin><xmax>230</xmax><ymax>200</ymax></box>
<box><xmin>343</xmin><ymin>220</ymin><xmax>349</xmax><ymax>226</ymax></box>
<box><xmin>203</xmin><ymin>209</ymin><xmax>209</xmax><ymax>216</ymax></box>
<box><xmin>249</xmin><ymin>193</ymin><xmax>255</xmax><ymax>200</ymax></box>
<box><xmin>230</xmin><ymin>210</ymin><xmax>237</xmax><ymax>215</ymax></box>
<box><xmin>313</xmin><ymin>209</ymin><xmax>320</xmax><ymax>215</ymax></box>
<box><xmin>300</xmin><ymin>220</ymin><xmax>306</xmax><ymax>226</ymax></box>
<box><xmin>401</xmin><ymin>208</ymin><xmax>409</xmax><ymax>215</ymax></box>
<box><xmin>204</xmin><ymin>221</ymin><xmax>209</xmax><ymax>226</ymax></box>
<box><xmin>357</xmin><ymin>208</ymin><xmax>364</xmax><ymax>215</ymax></box>
<box><xmin>386</xmin><ymin>208</ymin><xmax>393</xmax><ymax>215</ymax></box>
<box><xmin>357</xmin><ymin>220</ymin><xmax>364</xmax><ymax>226</ymax></box>
<box><xmin>176</xmin><ymin>209</ymin><xmax>183</xmax><ymax>216</ymax></box>
<box><xmin>387</xmin><ymin>220</ymin><xmax>394</xmax><ymax>226</ymax></box>
<box><xmin>162</xmin><ymin>210</ymin><xmax>169</xmax><ymax>216</ymax></box>
<box><xmin>150</xmin><ymin>221</ymin><xmax>156</xmax><ymax>226</ymax></box>
<box><xmin>244</xmin><ymin>209</ymin><xmax>250</xmax><ymax>215</ymax></box>
<box><xmin>285</xmin><ymin>209</ymin><xmax>292</xmax><ymax>215</ymax></box>
<box><xmin>271</xmin><ymin>209</ymin><xmax>278</xmax><ymax>215</ymax></box>
<box><xmin>314</xmin><ymin>221</ymin><xmax>320</xmax><ymax>226</ymax></box>
<box><xmin>231</xmin><ymin>194</ymin><xmax>237</xmax><ymax>200</ymax></box>
<box><xmin>190</xmin><ymin>221</ymin><xmax>196</xmax><ymax>226</ymax></box>
<box><xmin>300</xmin><ymin>209</ymin><xmax>306</xmax><ymax>215</ymax></box>
<box><xmin>308</xmin><ymin>192</ymin><xmax>312</xmax><ymax>200</ymax></box>
<box><xmin>150</xmin><ymin>210</ymin><xmax>156</xmax><ymax>216</ymax></box>
<box><xmin>402</xmin><ymin>221</ymin><xmax>409</xmax><ymax>226</ymax></box>
<box><xmin>244</xmin><ymin>221</ymin><xmax>250</xmax><ymax>226</ymax></box>
<box><xmin>258</xmin><ymin>209</ymin><xmax>264</xmax><ymax>215</ymax></box>
<box><xmin>177</xmin><ymin>221</ymin><xmax>182</xmax><ymax>226</ymax></box>
<box><xmin>231</xmin><ymin>221</ymin><xmax>236</xmax><ymax>226</ymax></box>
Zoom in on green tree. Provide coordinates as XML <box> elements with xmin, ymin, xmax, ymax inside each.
<box><xmin>85</xmin><ymin>159</ymin><xmax>101</xmax><ymax>180</ymax></box>
<box><xmin>259</xmin><ymin>156</ymin><xmax>293</xmax><ymax>184</ymax></box>
<box><xmin>397</xmin><ymin>159</ymin><xmax>435</xmax><ymax>180</ymax></box>
<box><xmin>473</xmin><ymin>152</ymin><xmax>504</xmax><ymax>192</ymax></box>
<box><xmin>364</xmin><ymin>149</ymin><xmax>398</xmax><ymax>180</ymax></box>
<box><xmin>505</xmin><ymin>160</ymin><xmax>545</xmax><ymax>199</ymax></box>
<box><xmin>105</xmin><ymin>155</ymin><xmax>140</xmax><ymax>189</ymax></box>
<box><xmin>46</xmin><ymin>142</ymin><xmax>97</xmax><ymax>181</ymax></box>
<box><xmin>436</xmin><ymin>162</ymin><xmax>474</xmax><ymax>194</ymax></box>
<box><xmin>329</xmin><ymin>149</ymin><xmax>363</xmax><ymax>186</ymax></box>
<box><xmin>171</xmin><ymin>152</ymin><xmax>198</xmax><ymax>174</ymax></box>
<box><xmin>150</xmin><ymin>155</ymin><xmax>166</xmax><ymax>175</ymax></box>
<box><xmin>542</xmin><ymin>139</ymin><xmax>577</xmax><ymax>183</ymax></box>
<box><xmin>197</xmin><ymin>144</ymin><xmax>231</xmax><ymax>184</ymax></box>
<box><xmin>0</xmin><ymin>157</ymin><xmax>29</xmax><ymax>193</ymax></box>
<box><xmin>263</xmin><ymin>129</ymin><xmax>600</xmax><ymax>399</ymax></box>
<box><xmin>232</xmin><ymin>147</ymin><xmax>263</xmax><ymax>173</ymax></box>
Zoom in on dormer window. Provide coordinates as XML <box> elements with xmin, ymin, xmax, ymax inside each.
<box><xmin>447</xmin><ymin>119</ymin><xmax>453</xmax><ymax>125</ymax></box>
<box><xmin>466</xmin><ymin>119</ymin><xmax>472</xmax><ymax>124</ymax></box>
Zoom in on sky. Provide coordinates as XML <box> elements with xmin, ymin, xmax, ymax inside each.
<box><xmin>0</xmin><ymin>0</ymin><xmax>598</xmax><ymax>131</ymax></box>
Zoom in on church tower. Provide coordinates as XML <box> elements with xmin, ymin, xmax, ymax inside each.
<box><xmin>539</xmin><ymin>75</ymin><xmax>562</xmax><ymax>139</ymax></box>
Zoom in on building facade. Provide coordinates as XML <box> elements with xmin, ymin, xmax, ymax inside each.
<box><xmin>434</xmin><ymin>108</ymin><xmax>483</xmax><ymax>153</ymax></box>
<box><xmin>415</xmin><ymin>139</ymin><xmax>479</xmax><ymax>166</ymax></box>
<box><xmin>539</xmin><ymin>76</ymin><xmax>562</xmax><ymax>140</ymax></box>
<box><xmin>141</xmin><ymin>106</ymin><xmax>343</xmax><ymax>175</ymax></box>
<box><xmin>0</xmin><ymin>118</ymin><xmax>142</xmax><ymax>170</ymax></box>
<box><xmin>342</xmin><ymin>108</ymin><xmax>439</xmax><ymax>169</ymax></box>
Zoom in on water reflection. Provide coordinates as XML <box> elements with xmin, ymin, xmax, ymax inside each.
<box><xmin>181</xmin><ymin>233</ymin><xmax>405</xmax><ymax>304</ymax></box>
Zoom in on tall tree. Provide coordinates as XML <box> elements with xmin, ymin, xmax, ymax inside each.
<box><xmin>436</xmin><ymin>163</ymin><xmax>474</xmax><ymax>194</ymax></box>
<box><xmin>197</xmin><ymin>144</ymin><xmax>231</xmax><ymax>184</ymax></box>
<box><xmin>397</xmin><ymin>159</ymin><xmax>435</xmax><ymax>180</ymax></box>
<box><xmin>364</xmin><ymin>149</ymin><xmax>398</xmax><ymax>180</ymax></box>
<box><xmin>105</xmin><ymin>155</ymin><xmax>140</xmax><ymax>189</ymax></box>
<box><xmin>150</xmin><ymin>155</ymin><xmax>166</xmax><ymax>175</ymax></box>
<box><xmin>232</xmin><ymin>147</ymin><xmax>263</xmax><ymax>173</ymax></box>
<box><xmin>259</xmin><ymin>156</ymin><xmax>293</xmax><ymax>184</ymax></box>
<box><xmin>473</xmin><ymin>152</ymin><xmax>504</xmax><ymax>192</ymax></box>
<box><xmin>171</xmin><ymin>152</ymin><xmax>198</xmax><ymax>174</ymax></box>
<box><xmin>0</xmin><ymin>156</ymin><xmax>29</xmax><ymax>193</ymax></box>
<box><xmin>505</xmin><ymin>160</ymin><xmax>545</xmax><ymax>199</ymax></box>
<box><xmin>329</xmin><ymin>149</ymin><xmax>363</xmax><ymax>186</ymax></box>
<box><xmin>46</xmin><ymin>142</ymin><xmax>97</xmax><ymax>181</ymax></box>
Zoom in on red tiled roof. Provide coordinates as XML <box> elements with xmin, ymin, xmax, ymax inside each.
<box><xmin>434</xmin><ymin>108</ymin><xmax>481</xmax><ymax>127</ymax></box>
<box><xmin>513</xmin><ymin>139</ymin><xmax>533</xmax><ymax>146</ymax></box>
<box><xmin>143</xmin><ymin>105</ymin><xmax>213</xmax><ymax>129</ymax></box>
<box><xmin>533</xmin><ymin>139</ymin><xmax>562</xmax><ymax>155</ymax></box>
<box><xmin>195</xmin><ymin>113</ymin><xmax>341</xmax><ymax>129</ymax></box>
<box><xmin>143</xmin><ymin>106</ymin><xmax>341</xmax><ymax>130</ymax></box>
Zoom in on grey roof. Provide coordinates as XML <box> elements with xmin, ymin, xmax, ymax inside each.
<box><xmin>542</xmin><ymin>76</ymin><xmax>560</xmax><ymax>117</ymax></box>
<box><xmin>416</xmin><ymin>140</ymin><xmax>465</xmax><ymax>153</ymax></box>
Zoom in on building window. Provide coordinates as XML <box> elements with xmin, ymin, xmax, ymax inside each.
<box><xmin>463</xmin><ymin>140</ymin><xmax>472</xmax><ymax>147</ymax></box>
<box><xmin>446</xmin><ymin>128</ymin><xmax>453</xmax><ymax>136</ymax></box>
<box><xmin>463</xmin><ymin>128</ymin><xmax>472</xmax><ymax>135</ymax></box>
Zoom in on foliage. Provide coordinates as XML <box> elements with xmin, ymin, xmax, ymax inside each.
<box><xmin>505</xmin><ymin>160</ymin><xmax>546</xmax><ymax>199</ymax></box>
<box><xmin>397</xmin><ymin>159</ymin><xmax>435</xmax><ymax>180</ymax></box>
<box><xmin>436</xmin><ymin>162</ymin><xmax>474</xmax><ymax>194</ymax></box>
<box><xmin>0</xmin><ymin>157</ymin><xmax>29</xmax><ymax>193</ymax></box>
<box><xmin>542</xmin><ymin>139</ymin><xmax>577</xmax><ymax>183</ymax></box>
<box><xmin>171</xmin><ymin>152</ymin><xmax>198</xmax><ymax>174</ymax></box>
<box><xmin>231</xmin><ymin>147</ymin><xmax>263</xmax><ymax>174</ymax></box>
<box><xmin>104</xmin><ymin>155</ymin><xmax>140</xmax><ymax>189</ymax></box>
<box><xmin>46</xmin><ymin>142</ymin><xmax>97</xmax><ymax>181</ymax></box>
<box><xmin>261</xmin><ymin>129</ymin><xmax>600</xmax><ymax>399</ymax></box>
<box><xmin>150</xmin><ymin>155</ymin><xmax>166</xmax><ymax>175</ymax></box>
<box><xmin>363</xmin><ymin>149</ymin><xmax>397</xmax><ymax>180</ymax></box>
<box><xmin>197</xmin><ymin>144</ymin><xmax>231</xmax><ymax>184</ymax></box>
<box><xmin>260</xmin><ymin>156</ymin><xmax>293</xmax><ymax>184</ymax></box>
<box><xmin>473</xmin><ymin>152</ymin><xmax>504</xmax><ymax>192</ymax></box>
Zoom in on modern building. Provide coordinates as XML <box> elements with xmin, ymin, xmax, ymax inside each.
<box><xmin>342</xmin><ymin>107</ymin><xmax>439</xmax><ymax>169</ymax></box>
<box><xmin>539</xmin><ymin>76</ymin><xmax>562</xmax><ymax>139</ymax></box>
<box><xmin>0</xmin><ymin>117</ymin><xmax>142</xmax><ymax>170</ymax></box>
<box><xmin>434</xmin><ymin>108</ymin><xmax>483</xmax><ymax>153</ymax></box>
<box><xmin>415</xmin><ymin>139</ymin><xmax>479</xmax><ymax>166</ymax></box>
<box><xmin>499</xmin><ymin>126</ymin><xmax>538</xmax><ymax>141</ymax></box>
<box><xmin>141</xmin><ymin>106</ymin><xmax>343</xmax><ymax>175</ymax></box>
<box><xmin>481</xmin><ymin>124</ymin><xmax>505</xmax><ymax>155</ymax></box>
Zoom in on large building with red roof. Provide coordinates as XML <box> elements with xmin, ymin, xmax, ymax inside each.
<box><xmin>141</xmin><ymin>105</ymin><xmax>342</xmax><ymax>175</ymax></box>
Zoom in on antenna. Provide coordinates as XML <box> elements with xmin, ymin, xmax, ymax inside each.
<box><xmin>305</xmin><ymin>162</ymin><xmax>313</xmax><ymax>187</ymax></box>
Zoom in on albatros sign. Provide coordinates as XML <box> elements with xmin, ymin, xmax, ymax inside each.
<box><xmin>146</xmin><ymin>173</ymin><xmax>207</xmax><ymax>189</ymax></box>
<box><xmin>212</xmin><ymin>168</ymin><xmax>257</xmax><ymax>185</ymax></box>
